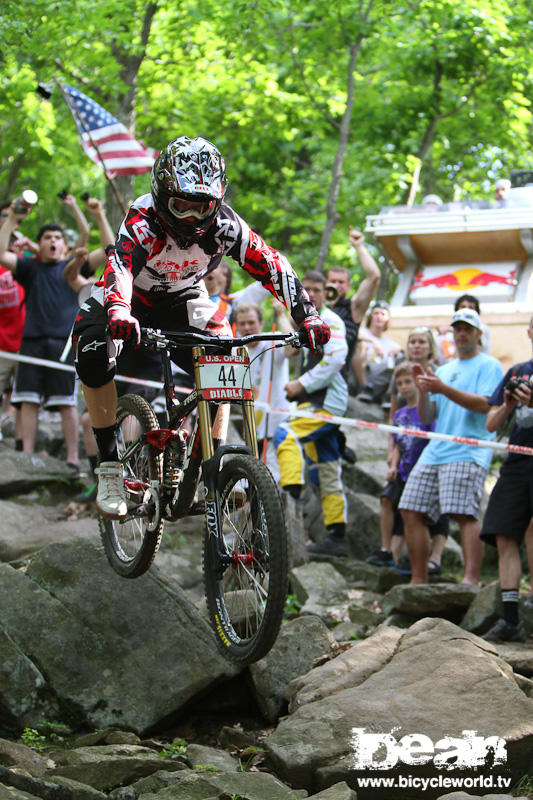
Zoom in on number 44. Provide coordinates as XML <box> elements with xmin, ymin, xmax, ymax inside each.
<box><xmin>218</xmin><ymin>365</ymin><xmax>237</xmax><ymax>386</ymax></box>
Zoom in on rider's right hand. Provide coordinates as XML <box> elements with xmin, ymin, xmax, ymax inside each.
<box><xmin>107</xmin><ymin>304</ymin><xmax>141</xmax><ymax>344</ymax></box>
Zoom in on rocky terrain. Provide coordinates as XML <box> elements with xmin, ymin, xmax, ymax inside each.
<box><xmin>0</xmin><ymin>403</ymin><xmax>532</xmax><ymax>800</ymax></box>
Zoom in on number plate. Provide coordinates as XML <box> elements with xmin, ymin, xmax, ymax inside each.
<box><xmin>196</xmin><ymin>354</ymin><xmax>253</xmax><ymax>400</ymax></box>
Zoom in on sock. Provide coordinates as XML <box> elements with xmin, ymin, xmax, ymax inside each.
<box><xmin>93</xmin><ymin>425</ymin><xmax>118</xmax><ymax>462</ymax></box>
<box><xmin>501</xmin><ymin>588</ymin><xmax>519</xmax><ymax>626</ymax></box>
<box><xmin>283</xmin><ymin>484</ymin><xmax>302</xmax><ymax>500</ymax></box>
<box><xmin>88</xmin><ymin>454</ymin><xmax>98</xmax><ymax>479</ymax></box>
<box><xmin>15</xmin><ymin>439</ymin><xmax>22</xmax><ymax>452</ymax></box>
<box><xmin>327</xmin><ymin>523</ymin><xmax>346</xmax><ymax>539</ymax></box>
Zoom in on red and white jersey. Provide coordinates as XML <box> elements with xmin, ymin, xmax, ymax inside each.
<box><xmin>102</xmin><ymin>193</ymin><xmax>314</xmax><ymax>325</ymax></box>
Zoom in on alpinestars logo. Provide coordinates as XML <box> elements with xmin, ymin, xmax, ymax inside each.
<box><xmin>82</xmin><ymin>340</ymin><xmax>106</xmax><ymax>352</ymax></box>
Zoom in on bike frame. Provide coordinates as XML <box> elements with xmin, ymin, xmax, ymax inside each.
<box><xmin>123</xmin><ymin>328</ymin><xmax>299</xmax><ymax>558</ymax></box>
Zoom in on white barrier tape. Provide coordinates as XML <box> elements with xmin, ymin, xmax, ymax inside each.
<box><xmin>254</xmin><ymin>400</ymin><xmax>533</xmax><ymax>457</ymax></box>
<box><xmin>0</xmin><ymin>349</ymin><xmax>193</xmax><ymax>394</ymax></box>
<box><xmin>3</xmin><ymin>349</ymin><xmax>529</xmax><ymax>457</ymax></box>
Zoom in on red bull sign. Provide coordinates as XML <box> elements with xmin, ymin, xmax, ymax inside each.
<box><xmin>410</xmin><ymin>263</ymin><xmax>518</xmax><ymax>305</ymax></box>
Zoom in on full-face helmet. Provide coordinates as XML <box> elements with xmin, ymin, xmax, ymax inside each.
<box><xmin>151</xmin><ymin>136</ymin><xmax>227</xmax><ymax>241</ymax></box>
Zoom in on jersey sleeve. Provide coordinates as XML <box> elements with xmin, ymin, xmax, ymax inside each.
<box><xmin>102</xmin><ymin>204</ymin><xmax>157</xmax><ymax>311</ymax></box>
<box><xmin>220</xmin><ymin>206</ymin><xmax>315</xmax><ymax>325</ymax></box>
<box><xmin>299</xmin><ymin>311</ymin><xmax>348</xmax><ymax>392</ymax></box>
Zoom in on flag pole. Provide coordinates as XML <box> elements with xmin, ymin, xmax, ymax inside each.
<box><xmin>55</xmin><ymin>78</ymin><xmax>127</xmax><ymax>215</ymax></box>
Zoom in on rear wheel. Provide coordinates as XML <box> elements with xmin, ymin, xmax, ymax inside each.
<box><xmin>203</xmin><ymin>454</ymin><xmax>288</xmax><ymax>664</ymax></box>
<box><xmin>99</xmin><ymin>393</ymin><xmax>163</xmax><ymax>578</ymax></box>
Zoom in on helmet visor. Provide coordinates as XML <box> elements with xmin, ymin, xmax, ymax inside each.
<box><xmin>168</xmin><ymin>196</ymin><xmax>215</xmax><ymax>222</ymax></box>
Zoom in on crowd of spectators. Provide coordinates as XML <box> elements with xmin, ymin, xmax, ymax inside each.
<box><xmin>0</xmin><ymin>181</ymin><xmax>531</xmax><ymax>644</ymax></box>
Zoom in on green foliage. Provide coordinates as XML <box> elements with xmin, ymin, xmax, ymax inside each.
<box><xmin>510</xmin><ymin>774</ymin><xmax>533</xmax><ymax>796</ymax></box>
<box><xmin>21</xmin><ymin>727</ymin><xmax>46</xmax><ymax>751</ymax></box>
<box><xmin>237</xmin><ymin>745</ymin><xmax>267</xmax><ymax>772</ymax></box>
<box><xmin>283</xmin><ymin>592</ymin><xmax>302</xmax><ymax>619</ymax></box>
<box><xmin>20</xmin><ymin>722</ymin><xmax>72</xmax><ymax>751</ymax></box>
<box><xmin>2</xmin><ymin>0</ymin><xmax>533</xmax><ymax>276</ymax></box>
<box><xmin>158</xmin><ymin>738</ymin><xmax>187</xmax><ymax>759</ymax></box>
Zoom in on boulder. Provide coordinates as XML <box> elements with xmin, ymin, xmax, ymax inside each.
<box><xmin>286</xmin><ymin>625</ymin><xmax>403</xmax><ymax>713</ymax></box>
<box><xmin>0</xmin><ymin>540</ymin><xmax>238</xmax><ymax>735</ymax></box>
<box><xmin>0</xmin><ymin>499</ymin><xmax>96</xmax><ymax>563</ymax></box>
<box><xmin>47</xmin><ymin>744</ymin><xmax>185</xmax><ymax>792</ymax></box>
<box><xmin>267</xmin><ymin>618</ymin><xmax>533</xmax><ymax>795</ymax></box>
<box><xmin>343</xmin><ymin>459</ymin><xmax>389</xmax><ymax>497</ymax></box>
<box><xmin>304</xmin><ymin>489</ymin><xmax>381</xmax><ymax>561</ymax></box>
<box><xmin>0</xmin><ymin>449</ymin><xmax>78</xmax><ymax>497</ymax></box>
<box><xmin>106</xmin><ymin>766</ymin><xmax>305</xmax><ymax>799</ymax></box>
<box><xmin>461</xmin><ymin>580</ymin><xmax>501</xmax><ymax>634</ymax></box>
<box><xmin>381</xmin><ymin>582</ymin><xmax>479</xmax><ymax>623</ymax></box>
<box><xmin>248</xmin><ymin>616</ymin><xmax>335</xmax><ymax>722</ymax></box>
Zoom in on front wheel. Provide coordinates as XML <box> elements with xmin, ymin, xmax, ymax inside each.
<box><xmin>203</xmin><ymin>454</ymin><xmax>288</xmax><ymax>664</ymax></box>
<box><xmin>99</xmin><ymin>393</ymin><xmax>163</xmax><ymax>578</ymax></box>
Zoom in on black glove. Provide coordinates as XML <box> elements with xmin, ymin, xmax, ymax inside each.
<box><xmin>299</xmin><ymin>314</ymin><xmax>331</xmax><ymax>351</ymax></box>
<box><xmin>107</xmin><ymin>304</ymin><xmax>141</xmax><ymax>344</ymax></box>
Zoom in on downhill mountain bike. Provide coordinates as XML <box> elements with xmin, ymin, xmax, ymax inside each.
<box><xmin>98</xmin><ymin>326</ymin><xmax>302</xmax><ymax>664</ymax></box>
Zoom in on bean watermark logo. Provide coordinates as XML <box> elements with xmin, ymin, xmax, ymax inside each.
<box><xmin>350</xmin><ymin>728</ymin><xmax>507</xmax><ymax>771</ymax></box>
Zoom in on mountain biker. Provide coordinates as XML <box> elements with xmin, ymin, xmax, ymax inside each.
<box><xmin>73</xmin><ymin>135</ymin><xmax>330</xmax><ymax>520</ymax></box>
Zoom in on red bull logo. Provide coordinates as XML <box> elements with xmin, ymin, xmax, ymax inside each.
<box><xmin>411</xmin><ymin>267</ymin><xmax>517</xmax><ymax>292</ymax></box>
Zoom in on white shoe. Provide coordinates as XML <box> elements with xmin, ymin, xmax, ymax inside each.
<box><xmin>95</xmin><ymin>461</ymin><xmax>128</xmax><ymax>519</ymax></box>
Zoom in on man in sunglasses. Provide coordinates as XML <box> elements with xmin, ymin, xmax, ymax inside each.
<box><xmin>74</xmin><ymin>135</ymin><xmax>331</xmax><ymax>519</ymax></box>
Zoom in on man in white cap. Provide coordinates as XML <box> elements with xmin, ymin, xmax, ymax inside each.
<box><xmin>398</xmin><ymin>308</ymin><xmax>503</xmax><ymax>585</ymax></box>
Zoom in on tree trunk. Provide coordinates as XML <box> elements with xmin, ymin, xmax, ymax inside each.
<box><xmin>103</xmin><ymin>3</ymin><xmax>158</xmax><ymax>233</ymax></box>
<box><xmin>315</xmin><ymin>39</ymin><xmax>361</xmax><ymax>272</ymax></box>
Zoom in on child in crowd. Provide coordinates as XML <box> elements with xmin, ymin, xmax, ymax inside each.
<box><xmin>367</xmin><ymin>361</ymin><xmax>448</xmax><ymax>573</ymax></box>
<box><xmin>388</xmin><ymin>326</ymin><xmax>438</xmax><ymax>422</ymax></box>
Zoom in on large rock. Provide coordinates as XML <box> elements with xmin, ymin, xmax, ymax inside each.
<box><xmin>266</xmin><ymin>618</ymin><xmax>533</xmax><ymax>796</ymax></box>
<box><xmin>381</xmin><ymin>582</ymin><xmax>479</xmax><ymax>623</ymax></box>
<box><xmin>0</xmin><ymin>540</ymin><xmax>237</xmax><ymax>734</ymax></box>
<box><xmin>305</xmin><ymin>490</ymin><xmax>381</xmax><ymax>561</ymax></box>
<box><xmin>248</xmin><ymin>616</ymin><xmax>335</xmax><ymax>721</ymax></box>
<box><xmin>0</xmin><ymin>499</ymin><xmax>97</xmax><ymax>563</ymax></box>
<box><xmin>460</xmin><ymin>580</ymin><xmax>501</xmax><ymax>634</ymax></box>
<box><xmin>0</xmin><ymin>449</ymin><xmax>78</xmax><ymax>497</ymax></box>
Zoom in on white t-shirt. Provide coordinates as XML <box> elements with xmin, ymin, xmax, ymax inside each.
<box><xmin>249</xmin><ymin>342</ymin><xmax>290</xmax><ymax>440</ymax></box>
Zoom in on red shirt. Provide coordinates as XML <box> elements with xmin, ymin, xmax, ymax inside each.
<box><xmin>0</xmin><ymin>264</ymin><xmax>25</xmax><ymax>352</ymax></box>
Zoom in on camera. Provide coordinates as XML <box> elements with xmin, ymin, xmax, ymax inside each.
<box><xmin>80</xmin><ymin>191</ymin><xmax>90</xmax><ymax>202</ymax></box>
<box><xmin>325</xmin><ymin>284</ymin><xmax>340</xmax><ymax>303</ymax></box>
<box><xmin>57</xmin><ymin>189</ymin><xmax>68</xmax><ymax>200</ymax></box>
<box><xmin>504</xmin><ymin>375</ymin><xmax>533</xmax><ymax>400</ymax></box>
<box><xmin>13</xmin><ymin>189</ymin><xmax>38</xmax><ymax>215</ymax></box>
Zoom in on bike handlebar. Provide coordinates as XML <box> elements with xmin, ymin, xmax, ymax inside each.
<box><xmin>139</xmin><ymin>327</ymin><xmax>303</xmax><ymax>350</ymax></box>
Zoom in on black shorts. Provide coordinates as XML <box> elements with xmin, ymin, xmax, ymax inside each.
<box><xmin>480</xmin><ymin>461</ymin><xmax>533</xmax><ymax>546</ymax></box>
<box><xmin>11</xmin><ymin>337</ymin><xmax>76</xmax><ymax>409</ymax></box>
<box><xmin>114</xmin><ymin>345</ymin><xmax>162</xmax><ymax>403</ymax></box>
<box><xmin>381</xmin><ymin>474</ymin><xmax>449</xmax><ymax>537</ymax></box>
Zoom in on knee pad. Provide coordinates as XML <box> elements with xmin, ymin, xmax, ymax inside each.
<box><xmin>75</xmin><ymin>332</ymin><xmax>117</xmax><ymax>388</ymax></box>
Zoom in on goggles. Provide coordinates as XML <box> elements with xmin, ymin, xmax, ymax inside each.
<box><xmin>168</xmin><ymin>195</ymin><xmax>215</xmax><ymax>221</ymax></box>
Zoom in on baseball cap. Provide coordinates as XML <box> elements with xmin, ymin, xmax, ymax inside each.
<box><xmin>451</xmin><ymin>308</ymin><xmax>482</xmax><ymax>330</ymax></box>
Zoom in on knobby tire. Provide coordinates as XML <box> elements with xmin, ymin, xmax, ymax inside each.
<box><xmin>203</xmin><ymin>454</ymin><xmax>288</xmax><ymax>664</ymax></box>
<box><xmin>99</xmin><ymin>393</ymin><xmax>163</xmax><ymax>578</ymax></box>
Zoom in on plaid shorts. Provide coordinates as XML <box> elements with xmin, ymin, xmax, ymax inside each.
<box><xmin>398</xmin><ymin>461</ymin><xmax>487</xmax><ymax>522</ymax></box>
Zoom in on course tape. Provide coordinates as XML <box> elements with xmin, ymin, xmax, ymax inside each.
<box><xmin>254</xmin><ymin>401</ymin><xmax>533</xmax><ymax>457</ymax></box>
<box><xmin>2</xmin><ymin>349</ymin><xmax>530</xmax><ymax>456</ymax></box>
<box><xmin>0</xmin><ymin>349</ymin><xmax>173</xmax><ymax>392</ymax></box>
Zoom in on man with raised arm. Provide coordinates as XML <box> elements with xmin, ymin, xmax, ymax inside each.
<box><xmin>73</xmin><ymin>136</ymin><xmax>330</xmax><ymax>519</ymax></box>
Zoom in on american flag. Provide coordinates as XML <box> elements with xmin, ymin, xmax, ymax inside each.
<box><xmin>61</xmin><ymin>83</ymin><xmax>155</xmax><ymax>177</ymax></box>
